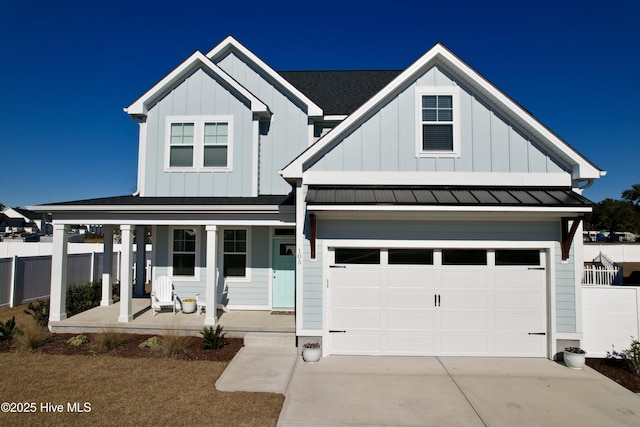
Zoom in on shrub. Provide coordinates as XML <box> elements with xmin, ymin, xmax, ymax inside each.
<box><xmin>67</xmin><ymin>335</ymin><xmax>88</xmax><ymax>347</ymax></box>
<box><xmin>66</xmin><ymin>281</ymin><xmax>102</xmax><ymax>316</ymax></box>
<box><xmin>24</xmin><ymin>300</ymin><xmax>50</xmax><ymax>327</ymax></box>
<box><xmin>200</xmin><ymin>325</ymin><xmax>227</xmax><ymax>350</ymax></box>
<box><xmin>622</xmin><ymin>337</ymin><xmax>640</xmax><ymax>376</ymax></box>
<box><xmin>161</xmin><ymin>333</ymin><xmax>191</xmax><ymax>358</ymax></box>
<box><xmin>92</xmin><ymin>330</ymin><xmax>126</xmax><ymax>354</ymax></box>
<box><xmin>0</xmin><ymin>316</ymin><xmax>19</xmax><ymax>341</ymax></box>
<box><xmin>139</xmin><ymin>336</ymin><xmax>162</xmax><ymax>350</ymax></box>
<box><xmin>14</xmin><ymin>324</ymin><xmax>51</xmax><ymax>352</ymax></box>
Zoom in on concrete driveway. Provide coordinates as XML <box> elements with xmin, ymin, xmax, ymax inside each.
<box><xmin>277</xmin><ymin>356</ymin><xmax>640</xmax><ymax>426</ymax></box>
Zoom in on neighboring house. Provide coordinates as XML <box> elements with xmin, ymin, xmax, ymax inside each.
<box><xmin>2</xmin><ymin>207</ymin><xmax>52</xmax><ymax>235</ymax></box>
<box><xmin>31</xmin><ymin>37</ymin><xmax>604</xmax><ymax>359</ymax></box>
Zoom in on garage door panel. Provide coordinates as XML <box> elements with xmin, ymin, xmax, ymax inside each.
<box><xmin>387</xmin><ymin>310</ymin><xmax>435</xmax><ymax>330</ymax></box>
<box><xmin>440</xmin><ymin>312</ymin><xmax>489</xmax><ymax>331</ymax></box>
<box><xmin>494</xmin><ymin>292</ymin><xmax>545</xmax><ymax>310</ymax></box>
<box><xmin>387</xmin><ymin>269</ymin><xmax>435</xmax><ymax>288</ymax></box>
<box><xmin>443</xmin><ymin>292</ymin><xmax>488</xmax><ymax>310</ymax></box>
<box><xmin>386</xmin><ymin>333</ymin><xmax>436</xmax><ymax>354</ymax></box>
<box><xmin>494</xmin><ymin>335</ymin><xmax>545</xmax><ymax>356</ymax></box>
<box><xmin>494</xmin><ymin>312</ymin><xmax>545</xmax><ymax>331</ymax></box>
<box><xmin>332</xmin><ymin>310</ymin><xmax>381</xmax><ymax>329</ymax></box>
<box><xmin>442</xmin><ymin>270</ymin><xmax>490</xmax><ymax>289</ymax></box>
<box><xmin>331</xmin><ymin>332</ymin><xmax>381</xmax><ymax>355</ymax></box>
<box><xmin>440</xmin><ymin>333</ymin><xmax>489</xmax><ymax>354</ymax></box>
<box><xmin>495</xmin><ymin>271</ymin><xmax>544</xmax><ymax>289</ymax></box>
<box><xmin>333</xmin><ymin>269</ymin><xmax>382</xmax><ymax>288</ymax></box>
<box><xmin>333</xmin><ymin>289</ymin><xmax>381</xmax><ymax>309</ymax></box>
<box><xmin>388</xmin><ymin>290</ymin><xmax>433</xmax><ymax>309</ymax></box>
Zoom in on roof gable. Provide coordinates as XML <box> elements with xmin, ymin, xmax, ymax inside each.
<box><xmin>281</xmin><ymin>43</ymin><xmax>603</xmax><ymax>183</ymax></box>
<box><xmin>206</xmin><ymin>36</ymin><xmax>323</xmax><ymax>118</ymax></box>
<box><xmin>125</xmin><ymin>51</ymin><xmax>269</xmax><ymax>118</ymax></box>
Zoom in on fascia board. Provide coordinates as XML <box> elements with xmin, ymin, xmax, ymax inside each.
<box><xmin>307</xmin><ymin>205</ymin><xmax>592</xmax><ymax>214</ymax></box>
<box><xmin>282</xmin><ymin>43</ymin><xmax>603</xmax><ymax>181</ymax></box>
<box><xmin>30</xmin><ymin>204</ymin><xmax>293</xmax><ymax>213</ymax></box>
<box><xmin>125</xmin><ymin>51</ymin><xmax>268</xmax><ymax>117</ymax></box>
<box><xmin>206</xmin><ymin>36</ymin><xmax>323</xmax><ymax>117</ymax></box>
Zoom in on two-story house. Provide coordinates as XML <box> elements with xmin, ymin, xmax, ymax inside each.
<box><xmin>33</xmin><ymin>36</ymin><xmax>604</xmax><ymax>359</ymax></box>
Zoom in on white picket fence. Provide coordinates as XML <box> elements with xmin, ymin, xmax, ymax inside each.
<box><xmin>582</xmin><ymin>252</ymin><xmax>623</xmax><ymax>286</ymax></box>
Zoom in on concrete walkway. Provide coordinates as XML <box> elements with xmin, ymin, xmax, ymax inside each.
<box><xmin>277</xmin><ymin>356</ymin><xmax>640</xmax><ymax>426</ymax></box>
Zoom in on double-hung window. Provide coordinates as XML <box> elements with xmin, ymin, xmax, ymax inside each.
<box><xmin>416</xmin><ymin>87</ymin><xmax>460</xmax><ymax>157</ymax></box>
<box><xmin>172</xmin><ymin>228</ymin><xmax>198</xmax><ymax>277</ymax></box>
<box><xmin>166</xmin><ymin>116</ymin><xmax>232</xmax><ymax>170</ymax></box>
<box><xmin>223</xmin><ymin>229</ymin><xmax>248</xmax><ymax>278</ymax></box>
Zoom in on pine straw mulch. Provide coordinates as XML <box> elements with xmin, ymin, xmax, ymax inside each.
<box><xmin>0</xmin><ymin>332</ymin><xmax>243</xmax><ymax>361</ymax></box>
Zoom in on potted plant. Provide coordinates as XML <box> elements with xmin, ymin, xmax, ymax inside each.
<box><xmin>302</xmin><ymin>342</ymin><xmax>321</xmax><ymax>364</ymax></box>
<box><xmin>181</xmin><ymin>298</ymin><xmax>197</xmax><ymax>314</ymax></box>
<box><xmin>564</xmin><ymin>346</ymin><xmax>586</xmax><ymax>370</ymax></box>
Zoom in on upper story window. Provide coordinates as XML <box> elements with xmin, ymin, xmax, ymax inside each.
<box><xmin>415</xmin><ymin>87</ymin><xmax>460</xmax><ymax>157</ymax></box>
<box><xmin>166</xmin><ymin>116</ymin><xmax>233</xmax><ymax>170</ymax></box>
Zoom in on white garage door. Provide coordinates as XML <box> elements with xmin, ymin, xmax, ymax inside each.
<box><xmin>328</xmin><ymin>248</ymin><xmax>547</xmax><ymax>357</ymax></box>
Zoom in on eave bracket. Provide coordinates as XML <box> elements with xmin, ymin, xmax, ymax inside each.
<box><xmin>561</xmin><ymin>217</ymin><xmax>582</xmax><ymax>261</ymax></box>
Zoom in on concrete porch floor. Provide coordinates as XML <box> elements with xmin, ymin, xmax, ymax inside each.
<box><xmin>48</xmin><ymin>299</ymin><xmax>295</xmax><ymax>337</ymax></box>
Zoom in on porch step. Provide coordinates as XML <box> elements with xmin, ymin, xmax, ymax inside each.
<box><xmin>243</xmin><ymin>332</ymin><xmax>295</xmax><ymax>347</ymax></box>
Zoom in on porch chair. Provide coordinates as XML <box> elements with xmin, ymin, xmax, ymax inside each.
<box><xmin>196</xmin><ymin>280</ymin><xmax>229</xmax><ymax>315</ymax></box>
<box><xmin>151</xmin><ymin>275</ymin><xmax>176</xmax><ymax>316</ymax></box>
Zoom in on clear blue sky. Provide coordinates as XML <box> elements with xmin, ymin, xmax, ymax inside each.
<box><xmin>1</xmin><ymin>0</ymin><xmax>638</xmax><ymax>208</ymax></box>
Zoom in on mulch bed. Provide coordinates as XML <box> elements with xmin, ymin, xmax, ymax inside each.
<box><xmin>0</xmin><ymin>333</ymin><xmax>243</xmax><ymax>362</ymax></box>
<box><xmin>586</xmin><ymin>358</ymin><xmax>640</xmax><ymax>393</ymax></box>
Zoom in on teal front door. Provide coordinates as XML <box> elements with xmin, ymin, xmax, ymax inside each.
<box><xmin>272</xmin><ymin>239</ymin><xmax>295</xmax><ymax>309</ymax></box>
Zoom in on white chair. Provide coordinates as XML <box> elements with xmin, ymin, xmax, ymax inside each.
<box><xmin>151</xmin><ymin>275</ymin><xmax>176</xmax><ymax>316</ymax></box>
<box><xmin>195</xmin><ymin>292</ymin><xmax>206</xmax><ymax>316</ymax></box>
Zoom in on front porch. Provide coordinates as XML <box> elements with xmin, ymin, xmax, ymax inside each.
<box><xmin>49</xmin><ymin>299</ymin><xmax>295</xmax><ymax>337</ymax></box>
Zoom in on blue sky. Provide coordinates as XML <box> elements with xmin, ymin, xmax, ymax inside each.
<box><xmin>1</xmin><ymin>0</ymin><xmax>638</xmax><ymax>208</ymax></box>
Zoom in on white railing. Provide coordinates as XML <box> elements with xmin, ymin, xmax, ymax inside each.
<box><xmin>582</xmin><ymin>265</ymin><xmax>620</xmax><ymax>286</ymax></box>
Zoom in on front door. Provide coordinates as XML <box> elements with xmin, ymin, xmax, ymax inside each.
<box><xmin>272</xmin><ymin>239</ymin><xmax>295</xmax><ymax>309</ymax></box>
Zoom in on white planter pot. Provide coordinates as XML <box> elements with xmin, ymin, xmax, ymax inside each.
<box><xmin>302</xmin><ymin>347</ymin><xmax>321</xmax><ymax>364</ymax></box>
<box><xmin>182</xmin><ymin>301</ymin><xmax>196</xmax><ymax>314</ymax></box>
<box><xmin>564</xmin><ymin>351</ymin><xmax>586</xmax><ymax>370</ymax></box>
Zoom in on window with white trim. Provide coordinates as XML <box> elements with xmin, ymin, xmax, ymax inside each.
<box><xmin>172</xmin><ymin>228</ymin><xmax>197</xmax><ymax>276</ymax></box>
<box><xmin>166</xmin><ymin>116</ymin><xmax>232</xmax><ymax>170</ymax></box>
<box><xmin>223</xmin><ymin>229</ymin><xmax>247</xmax><ymax>277</ymax></box>
<box><xmin>416</xmin><ymin>87</ymin><xmax>460</xmax><ymax>157</ymax></box>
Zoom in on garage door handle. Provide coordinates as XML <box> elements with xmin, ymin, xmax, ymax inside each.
<box><xmin>528</xmin><ymin>267</ymin><xmax>545</xmax><ymax>270</ymax></box>
<box><xmin>329</xmin><ymin>330</ymin><xmax>346</xmax><ymax>333</ymax></box>
<box><xmin>434</xmin><ymin>294</ymin><xmax>441</xmax><ymax>307</ymax></box>
<box><xmin>528</xmin><ymin>332</ymin><xmax>546</xmax><ymax>335</ymax></box>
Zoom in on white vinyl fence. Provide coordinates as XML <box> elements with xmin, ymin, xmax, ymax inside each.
<box><xmin>581</xmin><ymin>286</ymin><xmax>640</xmax><ymax>357</ymax></box>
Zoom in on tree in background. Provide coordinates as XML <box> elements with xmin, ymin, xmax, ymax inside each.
<box><xmin>585</xmin><ymin>199</ymin><xmax>640</xmax><ymax>237</ymax></box>
<box><xmin>622</xmin><ymin>184</ymin><xmax>640</xmax><ymax>206</ymax></box>
<box><xmin>0</xmin><ymin>202</ymin><xmax>4</xmax><ymax>211</ymax></box>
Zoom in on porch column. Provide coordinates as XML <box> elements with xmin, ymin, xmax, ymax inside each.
<box><xmin>49</xmin><ymin>223</ymin><xmax>69</xmax><ymax>323</ymax></box>
<box><xmin>101</xmin><ymin>225</ymin><xmax>114</xmax><ymax>306</ymax></box>
<box><xmin>205</xmin><ymin>225</ymin><xmax>218</xmax><ymax>325</ymax></box>
<box><xmin>118</xmin><ymin>225</ymin><xmax>134</xmax><ymax>322</ymax></box>
<box><xmin>134</xmin><ymin>225</ymin><xmax>146</xmax><ymax>297</ymax></box>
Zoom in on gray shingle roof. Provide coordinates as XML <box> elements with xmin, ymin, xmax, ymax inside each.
<box><xmin>279</xmin><ymin>70</ymin><xmax>401</xmax><ymax>115</ymax></box>
<box><xmin>306</xmin><ymin>186</ymin><xmax>591</xmax><ymax>207</ymax></box>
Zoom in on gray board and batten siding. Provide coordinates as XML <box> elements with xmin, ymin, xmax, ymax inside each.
<box><xmin>153</xmin><ymin>225</ymin><xmax>272</xmax><ymax>308</ymax></box>
<box><xmin>143</xmin><ymin>68</ymin><xmax>255</xmax><ymax>198</ymax></box>
<box><xmin>306</xmin><ymin>65</ymin><xmax>571</xmax><ymax>175</ymax></box>
<box><xmin>301</xmin><ymin>219</ymin><xmax>576</xmax><ymax>334</ymax></box>
<box><xmin>215</xmin><ymin>51</ymin><xmax>312</xmax><ymax>196</ymax></box>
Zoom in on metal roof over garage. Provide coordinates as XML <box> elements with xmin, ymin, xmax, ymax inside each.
<box><xmin>305</xmin><ymin>186</ymin><xmax>592</xmax><ymax>207</ymax></box>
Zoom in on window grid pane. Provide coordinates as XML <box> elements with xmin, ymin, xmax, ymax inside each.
<box><xmin>223</xmin><ymin>229</ymin><xmax>247</xmax><ymax>277</ymax></box>
<box><xmin>173</xmin><ymin>229</ymin><xmax>196</xmax><ymax>276</ymax></box>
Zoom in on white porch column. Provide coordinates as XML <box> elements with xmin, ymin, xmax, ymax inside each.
<box><xmin>49</xmin><ymin>224</ymin><xmax>69</xmax><ymax>323</ymax></box>
<box><xmin>101</xmin><ymin>225</ymin><xmax>114</xmax><ymax>306</ymax></box>
<box><xmin>205</xmin><ymin>225</ymin><xmax>218</xmax><ymax>326</ymax></box>
<box><xmin>134</xmin><ymin>225</ymin><xmax>146</xmax><ymax>297</ymax></box>
<box><xmin>118</xmin><ymin>225</ymin><xmax>134</xmax><ymax>322</ymax></box>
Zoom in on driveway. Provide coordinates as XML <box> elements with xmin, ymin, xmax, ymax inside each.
<box><xmin>277</xmin><ymin>356</ymin><xmax>640</xmax><ymax>426</ymax></box>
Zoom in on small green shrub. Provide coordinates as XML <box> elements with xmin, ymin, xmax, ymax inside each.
<box><xmin>200</xmin><ymin>325</ymin><xmax>227</xmax><ymax>350</ymax></box>
<box><xmin>139</xmin><ymin>336</ymin><xmax>162</xmax><ymax>350</ymax></box>
<box><xmin>0</xmin><ymin>316</ymin><xmax>19</xmax><ymax>341</ymax></box>
<box><xmin>14</xmin><ymin>324</ymin><xmax>51</xmax><ymax>352</ymax></box>
<box><xmin>622</xmin><ymin>337</ymin><xmax>640</xmax><ymax>376</ymax></box>
<box><xmin>66</xmin><ymin>282</ymin><xmax>102</xmax><ymax>316</ymax></box>
<box><xmin>161</xmin><ymin>333</ymin><xmax>191</xmax><ymax>358</ymax></box>
<box><xmin>24</xmin><ymin>300</ymin><xmax>50</xmax><ymax>327</ymax></box>
<box><xmin>67</xmin><ymin>335</ymin><xmax>88</xmax><ymax>347</ymax></box>
<box><xmin>92</xmin><ymin>330</ymin><xmax>126</xmax><ymax>354</ymax></box>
